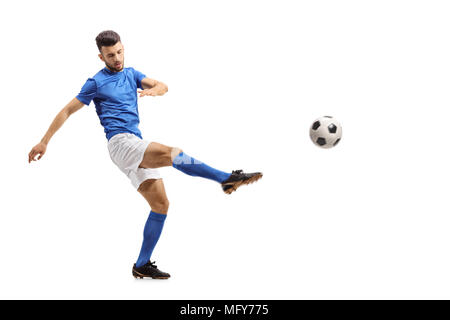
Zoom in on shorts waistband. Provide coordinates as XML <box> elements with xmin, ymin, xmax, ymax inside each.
<box><xmin>108</xmin><ymin>131</ymin><xmax>142</xmax><ymax>142</ymax></box>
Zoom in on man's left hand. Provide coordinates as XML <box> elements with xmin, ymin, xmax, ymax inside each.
<box><xmin>138</xmin><ymin>89</ymin><xmax>159</xmax><ymax>97</ymax></box>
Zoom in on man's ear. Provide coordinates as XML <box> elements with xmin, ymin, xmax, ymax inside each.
<box><xmin>98</xmin><ymin>53</ymin><xmax>104</xmax><ymax>62</ymax></box>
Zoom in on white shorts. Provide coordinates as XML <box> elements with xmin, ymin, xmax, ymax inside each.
<box><xmin>107</xmin><ymin>133</ymin><xmax>161</xmax><ymax>190</ymax></box>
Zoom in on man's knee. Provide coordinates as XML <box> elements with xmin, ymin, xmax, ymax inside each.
<box><xmin>170</xmin><ymin>147</ymin><xmax>183</xmax><ymax>163</ymax></box>
<box><xmin>138</xmin><ymin>179</ymin><xmax>170</xmax><ymax>214</ymax></box>
<box><xmin>142</xmin><ymin>192</ymin><xmax>170</xmax><ymax>214</ymax></box>
<box><xmin>152</xmin><ymin>198</ymin><xmax>170</xmax><ymax>214</ymax></box>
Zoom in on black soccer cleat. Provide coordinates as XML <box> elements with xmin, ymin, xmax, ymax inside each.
<box><xmin>132</xmin><ymin>261</ymin><xmax>171</xmax><ymax>279</ymax></box>
<box><xmin>221</xmin><ymin>169</ymin><xmax>263</xmax><ymax>194</ymax></box>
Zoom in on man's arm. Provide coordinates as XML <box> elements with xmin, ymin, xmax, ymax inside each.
<box><xmin>138</xmin><ymin>77</ymin><xmax>168</xmax><ymax>97</ymax></box>
<box><xmin>28</xmin><ymin>97</ymin><xmax>85</xmax><ymax>163</ymax></box>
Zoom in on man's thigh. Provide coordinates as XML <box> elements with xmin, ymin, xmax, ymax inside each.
<box><xmin>139</xmin><ymin>142</ymin><xmax>182</xmax><ymax>169</ymax></box>
<box><xmin>137</xmin><ymin>178</ymin><xmax>170</xmax><ymax>214</ymax></box>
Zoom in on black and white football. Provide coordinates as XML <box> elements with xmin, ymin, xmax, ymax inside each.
<box><xmin>309</xmin><ymin>116</ymin><xmax>342</xmax><ymax>149</ymax></box>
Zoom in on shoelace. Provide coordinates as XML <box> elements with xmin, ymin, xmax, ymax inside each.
<box><xmin>145</xmin><ymin>261</ymin><xmax>158</xmax><ymax>269</ymax></box>
<box><xmin>232</xmin><ymin>169</ymin><xmax>243</xmax><ymax>175</ymax></box>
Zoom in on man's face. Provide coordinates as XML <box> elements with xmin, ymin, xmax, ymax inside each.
<box><xmin>98</xmin><ymin>41</ymin><xmax>124</xmax><ymax>72</ymax></box>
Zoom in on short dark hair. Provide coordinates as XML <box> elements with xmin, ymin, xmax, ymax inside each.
<box><xmin>95</xmin><ymin>30</ymin><xmax>121</xmax><ymax>52</ymax></box>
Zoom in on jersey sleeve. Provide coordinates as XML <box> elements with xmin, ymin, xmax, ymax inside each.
<box><xmin>76</xmin><ymin>78</ymin><xmax>97</xmax><ymax>106</ymax></box>
<box><xmin>132</xmin><ymin>68</ymin><xmax>147</xmax><ymax>90</ymax></box>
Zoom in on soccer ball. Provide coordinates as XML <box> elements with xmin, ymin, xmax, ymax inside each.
<box><xmin>309</xmin><ymin>116</ymin><xmax>342</xmax><ymax>149</ymax></box>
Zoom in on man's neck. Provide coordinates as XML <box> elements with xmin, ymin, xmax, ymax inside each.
<box><xmin>105</xmin><ymin>65</ymin><xmax>123</xmax><ymax>73</ymax></box>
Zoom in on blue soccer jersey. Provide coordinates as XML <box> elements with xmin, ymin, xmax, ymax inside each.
<box><xmin>76</xmin><ymin>67</ymin><xmax>146</xmax><ymax>140</ymax></box>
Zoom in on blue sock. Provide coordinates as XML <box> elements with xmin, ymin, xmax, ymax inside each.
<box><xmin>172</xmin><ymin>152</ymin><xmax>231</xmax><ymax>183</ymax></box>
<box><xmin>135</xmin><ymin>211</ymin><xmax>167</xmax><ymax>268</ymax></box>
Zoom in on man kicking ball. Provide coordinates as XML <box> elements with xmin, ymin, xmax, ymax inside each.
<box><xmin>27</xmin><ymin>30</ymin><xmax>262</xmax><ymax>279</ymax></box>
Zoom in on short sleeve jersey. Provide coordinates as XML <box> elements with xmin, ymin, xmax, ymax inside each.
<box><xmin>76</xmin><ymin>67</ymin><xmax>146</xmax><ymax>140</ymax></box>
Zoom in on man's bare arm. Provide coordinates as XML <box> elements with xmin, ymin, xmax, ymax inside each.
<box><xmin>28</xmin><ymin>97</ymin><xmax>85</xmax><ymax>163</ymax></box>
<box><xmin>138</xmin><ymin>77</ymin><xmax>168</xmax><ymax>97</ymax></box>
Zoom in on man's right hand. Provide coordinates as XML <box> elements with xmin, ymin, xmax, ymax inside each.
<box><xmin>28</xmin><ymin>142</ymin><xmax>47</xmax><ymax>163</ymax></box>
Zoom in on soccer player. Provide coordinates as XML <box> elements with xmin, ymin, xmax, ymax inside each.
<box><xmin>27</xmin><ymin>30</ymin><xmax>262</xmax><ymax>279</ymax></box>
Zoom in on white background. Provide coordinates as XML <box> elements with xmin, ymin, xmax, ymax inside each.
<box><xmin>1</xmin><ymin>0</ymin><xmax>450</xmax><ymax>299</ymax></box>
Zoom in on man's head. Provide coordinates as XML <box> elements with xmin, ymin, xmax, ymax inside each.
<box><xmin>96</xmin><ymin>30</ymin><xmax>124</xmax><ymax>72</ymax></box>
